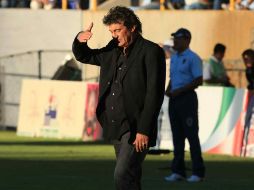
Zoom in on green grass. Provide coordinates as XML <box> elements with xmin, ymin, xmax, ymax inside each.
<box><xmin>1</xmin><ymin>131</ymin><xmax>254</xmax><ymax>190</ymax></box>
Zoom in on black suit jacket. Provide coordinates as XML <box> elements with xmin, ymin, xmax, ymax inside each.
<box><xmin>72</xmin><ymin>34</ymin><xmax>166</xmax><ymax>146</ymax></box>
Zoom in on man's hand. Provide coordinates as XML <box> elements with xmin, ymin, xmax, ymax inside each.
<box><xmin>133</xmin><ymin>133</ymin><xmax>149</xmax><ymax>152</ymax></box>
<box><xmin>77</xmin><ymin>22</ymin><xmax>93</xmax><ymax>43</ymax></box>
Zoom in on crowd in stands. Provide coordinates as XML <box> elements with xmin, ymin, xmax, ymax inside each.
<box><xmin>0</xmin><ymin>0</ymin><xmax>89</xmax><ymax>9</ymax></box>
<box><xmin>0</xmin><ymin>0</ymin><xmax>254</xmax><ymax>10</ymax></box>
<box><xmin>203</xmin><ymin>43</ymin><xmax>235</xmax><ymax>87</ymax></box>
<box><xmin>163</xmin><ymin>39</ymin><xmax>254</xmax><ymax>88</ymax></box>
<box><xmin>144</xmin><ymin>0</ymin><xmax>254</xmax><ymax>10</ymax></box>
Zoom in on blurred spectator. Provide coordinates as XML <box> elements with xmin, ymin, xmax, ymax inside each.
<box><xmin>68</xmin><ymin>0</ymin><xmax>79</xmax><ymax>9</ymax></box>
<box><xmin>242</xmin><ymin>49</ymin><xmax>254</xmax><ymax>155</ymax></box>
<box><xmin>1</xmin><ymin>0</ymin><xmax>30</xmax><ymax>8</ymax></box>
<box><xmin>54</xmin><ymin>0</ymin><xmax>81</xmax><ymax>9</ymax></box>
<box><xmin>30</xmin><ymin>0</ymin><xmax>55</xmax><ymax>9</ymax></box>
<box><xmin>203</xmin><ymin>43</ymin><xmax>234</xmax><ymax>87</ymax></box>
<box><xmin>169</xmin><ymin>0</ymin><xmax>185</xmax><ymax>9</ymax></box>
<box><xmin>213</xmin><ymin>0</ymin><xmax>229</xmax><ymax>9</ymax></box>
<box><xmin>159</xmin><ymin>39</ymin><xmax>175</xmax><ymax>59</ymax></box>
<box><xmin>159</xmin><ymin>39</ymin><xmax>175</xmax><ymax>89</ymax></box>
<box><xmin>133</xmin><ymin>0</ymin><xmax>170</xmax><ymax>10</ymax></box>
<box><xmin>0</xmin><ymin>0</ymin><xmax>8</xmax><ymax>7</ymax></box>
<box><xmin>7</xmin><ymin>0</ymin><xmax>18</xmax><ymax>7</ymax></box>
<box><xmin>139</xmin><ymin>0</ymin><xmax>162</xmax><ymax>9</ymax></box>
<box><xmin>236</xmin><ymin>0</ymin><xmax>254</xmax><ymax>10</ymax></box>
<box><xmin>79</xmin><ymin>0</ymin><xmax>89</xmax><ymax>9</ymax></box>
<box><xmin>185</xmin><ymin>0</ymin><xmax>212</xmax><ymax>9</ymax></box>
<box><xmin>242</xmin><ymin>49</ymin><xmax>254</xmax><ymax>90</ymax></box>
<box><xmin>27</xmin><ymin>0</ymin><xmax>87</xmax><ymax>9</ymax></box>
<box><xmin>19</xmin><ymin>0</ymin><xmax>31</xmax><ymax>7</ymax></box>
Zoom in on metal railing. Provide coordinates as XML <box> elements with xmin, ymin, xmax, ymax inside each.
<box><xmin>0</xmin><ymin>50</ymin><xmax>73</xmax><ymax>79</ymax></box>
<box><xmin>0</xmin><ymin>49</ymin><xmax>73</xmax><ymax>129</ymax></box>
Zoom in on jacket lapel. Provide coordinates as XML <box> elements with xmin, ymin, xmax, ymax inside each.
<box><xmin>121</xmin><ymin>35</ymin><xmax>143</xmax><ymax>81</ymax></box>
<box><xmin>99</xmin><ymin>48</ymin><xmax>120</xmax><ymax>98</ymax></box>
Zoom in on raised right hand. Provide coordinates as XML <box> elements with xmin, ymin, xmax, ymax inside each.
<box><xmin>77</xmin><ymin>22</ymin><xmax>93</xmax><ymax>43</ymax></box>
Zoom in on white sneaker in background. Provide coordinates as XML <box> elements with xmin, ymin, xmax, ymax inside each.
<box><xmin>164</xmin><ymin>173</ymin><xmax>185</xmax><ymax>182</ymax></box>
<box><xmin>187</xmin><ymin>175</ymin><xmax>204</xmax><ymax>182</ymax></box>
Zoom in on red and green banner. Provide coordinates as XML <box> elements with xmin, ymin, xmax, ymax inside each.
<box><xmin>157</xmin><ymin>86</ymin><xmax>254</xmax><ymax>157</ymax></box>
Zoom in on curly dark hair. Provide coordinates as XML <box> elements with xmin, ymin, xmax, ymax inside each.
<box><xmin>103</xmin><ymin>6</ymin><xmax>142</xmax><ymax>34</ymax></box>
<box><xmin>242</xmin><ymin>49</ymin><xmax>254</xmax><ymax>59</ymax></box>
<box><xmin>213</xmin><ymin>43</ymin><xmax>226</xmax><ymax>54</ymax></box>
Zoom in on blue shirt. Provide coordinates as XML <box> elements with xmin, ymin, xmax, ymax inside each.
<box><xmin>170</xmin><ymin>48</ymin><xmax>202</xmax><ymax>91</ymax></box>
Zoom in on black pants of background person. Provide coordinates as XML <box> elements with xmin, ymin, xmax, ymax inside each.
<box><xmin>113</xmin><ymin>132</ymin><xmax>148</xmax><ymax>190</ymax></box>
<box><xmin>241</xmin><ymin>92</ymin><xmax>254</xmax><ymax>156</ymax></box>
<box><xmin>168</xmin><ymin>91</ymin><xmax>205</xmax><ymax>178</ymax></box>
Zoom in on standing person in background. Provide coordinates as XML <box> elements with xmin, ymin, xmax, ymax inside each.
<box><xmin>241</xmin><ymin>49</ymin><xmax>254</xmax><ymax>156</ymax></box>
<box><xmin>72</xmin><ymin>6</ymin><xmax>166</xmax><ymax>190</ymax></box>
<box><xmin>30</xmin><ymin>0</ymin><xmax>56</xmax><ymax>9</ymax></box>
<box><xmin>5</xmin><ymin>0</ymin><xmax>18</xmax><ymax>7</ymax></box>
<box><xmin>168</xmin><ymin>0</ymin><xmax>186</xmax><ymax>9</ymax></box>
<box><xmin>242</xmin><ymin>49</ymin><xmax>254</xmax><ymax>91</ymax></box>
<box><xmin>185</xmin><ymin>0</ymin><xmax>212</xmax><ymax>9</ymax></box>
<box><xmin>0</xmin><ymin>0</ymin><xmax>30</xmax><ymax>8</ymax></box>
<box><xmin>203</xmin><ymin>43</ymin><xmax>234</xmax><ymax>87</ymax></box>
<box><xmin>236</xmin><ymin>0</ymin><xmax>254</xmax><ymax>10</ymax></box>
<box><xmin>213</xmin><ymin>0</ymin><xmax>229</xmax><ymax>9</ymax></box>
<box><xmin>79</xmin><ymin>0</ymin><xmax>89</xmax><ymax>9</ymax></box>
<box><xmin>164</xmin><ymin>28</ymin><xmax>205</xmax><ymax>183</ymax></box>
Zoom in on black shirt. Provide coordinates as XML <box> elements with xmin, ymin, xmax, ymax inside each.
<box><xmin>246</xmin><ymin>66</ymin><xmax>254</xmax><ymax>90</ymax></box>
<box><xmin>104</xmin><ymin>46</ymin><xmax>134</xmax><ymax>140</ymax></box>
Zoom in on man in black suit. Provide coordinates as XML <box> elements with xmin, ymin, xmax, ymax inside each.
<box><xmin>72</xmin><ymin>6</ymin><xmax>165</xmax><ymax>190</ymax></box>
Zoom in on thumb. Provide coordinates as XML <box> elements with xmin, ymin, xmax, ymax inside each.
<box><xmin>87</xmin><ymin>22</ymin><xmax>93</xmax><ymax>32</ymax></box>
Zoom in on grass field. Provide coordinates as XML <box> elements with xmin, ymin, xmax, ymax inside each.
<box><xmin>1</xmin><ymin>131</ymin><xmax>254</xmax><ymax>190</ymax></box>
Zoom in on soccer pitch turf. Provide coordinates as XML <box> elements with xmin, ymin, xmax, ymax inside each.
<box><xmin>1</xmin><ymin>131</ymin><xmax>254</xmax><ymax>190</ymax></box>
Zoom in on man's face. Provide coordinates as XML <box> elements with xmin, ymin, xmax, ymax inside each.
<box><xmin>173</xmin><ymin>37</ymin><xmax>189</xmax><ymax>52</ymax></box>
<box><xmin>243</xmin><ymin>55</ymin><xmax>254</xmax><ymax>67</ymax></box>
<box><xmin>108</xmin><ymin>22</ymin><xmax>135</xmax><ymax>48</ymax></box>
<box><xmin>216</xmin><ymin>51</ymin><xmax>225</xmax><ymax>61</ymax></box>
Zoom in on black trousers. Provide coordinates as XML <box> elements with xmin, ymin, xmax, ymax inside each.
<box><xmin>113</xmin><ymin>132</ymin><xmax>148</xmax><ymax>190</ymax></box>
<box><xmin>168</xmin><ymin>91</ymin><xmax>205</xmax><ymax>177</ymax></box>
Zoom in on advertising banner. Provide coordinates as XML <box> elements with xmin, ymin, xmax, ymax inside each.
<box><xmin>17</xmin><ymin>80</ymin><xmax>102</xmax><ymax>141</ymax></box>
<box><xmin>82</xmin><ymin>83</ymin><xmax>102</xmax><ymax>141</ymax></box>
<box><xmin>156</xmin><ymin>86</ymin><xmax>251</xmax><ymax>157</ymax></box>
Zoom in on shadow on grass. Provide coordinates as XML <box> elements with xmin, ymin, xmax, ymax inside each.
<box><xmin>0</xmin><ymin>140</ymin><xmax>112</xmax><ymax>146</ymax></box>
<box><xmin>1</xmin><ymin>158</ymin><xmax>254</xmax><ymax>190</ymax></box>
<box><xmin>0</xmin><ymin>159</ymin><xmax>115</xmax><ymax>190</ymax></box>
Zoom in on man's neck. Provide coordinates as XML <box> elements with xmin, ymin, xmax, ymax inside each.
<box><xmin>213</xmin><ymin>55</ymin><xmax>221</xmax><ymax>62</ymax></box>
<box><xmin>177</xmin><ymin>47</ymin><xmax>188</xmax><ymax>54</ymax></box>
<box><xmin>123</xmin><ymin>33</ymin><xmax>138</xmax><ymax>55</ymax></box>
